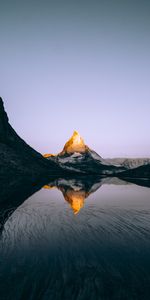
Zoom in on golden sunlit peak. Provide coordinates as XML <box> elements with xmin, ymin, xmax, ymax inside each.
<box><xmin>73</xmin><ymin>130</ymin><xmax>80</xmax><ymax>136</ymax></box>
<box><xmin>61</xmin><ymin>130</ymin><xmax>88</xmax><ymax>154</ymax></box>
<box><xmin>72</xmin><ymin>130</ymin><xmax>83</xmax><ymax>143</ymax></box>
<box><xmin>43</xmin><ymin>153</ymin><xmax>56</xmax><ymax>158</ymax></box>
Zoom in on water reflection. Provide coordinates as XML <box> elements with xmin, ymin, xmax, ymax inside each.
<box><xmin>43</xmin><ymin>177</ymin><xmax>130</xmax><ymax>214</ymax></box>
<box><xmin>0</xmin><ymin>176</ymin><xmax>149</xmax><ymax>229</ymax></box>
<box><xmin>44</xmin><ymin>184</ymin><xmax>86</xmax><ymax>214</ymax></box>
<box><xmin>0</xmin><ymin>177</ymin><xmax>150</xmax><ymax>300</ymax></box>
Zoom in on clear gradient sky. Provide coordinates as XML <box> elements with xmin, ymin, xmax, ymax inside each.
<box><xmin>0</xmin><ymin>0</ymin><xmax>150</xmax><ymax>157</ymax></box>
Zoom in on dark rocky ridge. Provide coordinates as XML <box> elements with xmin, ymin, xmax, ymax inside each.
<box><xmin>0</xmin><ymin>98</ymin><xmax>70</xmax><ymax>201</ymax></box>
<box><xmin>117</xmin><ymin>164</ymin><xmax>150</xmax><ymax>188</ymax></box>
<box><xmin>118</xmin><ymin>164</ymin><xmax>150</xmax><ymax>179</ymax></box>
<box><xmin>51</xmin><ymin>151</ymin><xmax>126</xmax><ymax>175</ymax></box>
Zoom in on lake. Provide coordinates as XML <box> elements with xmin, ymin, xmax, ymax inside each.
<box><xmin>0</xmin><ymin>177</ymin><xmax>150</xmax><ymax>300</ymax></box>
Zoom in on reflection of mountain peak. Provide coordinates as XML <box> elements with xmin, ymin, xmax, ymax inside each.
<box><xmin>44</xmin><ymin>184</ymin><xmax>85</xmax><ymax>214</ymax></box>
<box><xmin>43</xmin><ymin>177</ymin><xmax>102</xmax><ymax>214</ymax></box>
<box><xmin>43</xmin><ymin>177</ymin><xmax>132</xmax><ymax>214</ymax></box>
<box><xmin>62</xmin><ymin>189</ymin><xmax>86</xmax><ymax>214</ymax></box>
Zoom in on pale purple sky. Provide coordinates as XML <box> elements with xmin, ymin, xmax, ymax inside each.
<box><xmin>0</xmin><ymin>0</ymin><xmax>150</xmax><ymax>157</ymax></box>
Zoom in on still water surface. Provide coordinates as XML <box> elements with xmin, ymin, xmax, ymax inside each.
<box><xmin>0</xmin><ymin>178</ymin><xmax>150</xmax><ymax>300</ymax></box>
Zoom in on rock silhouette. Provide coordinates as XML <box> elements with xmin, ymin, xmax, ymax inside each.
<box><xmin>0</xmin><ymin>98</ymin><xmax>69</xmax><ymax>201</ymax></box>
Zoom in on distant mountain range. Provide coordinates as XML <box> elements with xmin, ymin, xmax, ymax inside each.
<box><xmin>107</xmin><ymin>158</ymin><xmax>150</xmax><ymax>169</ymax></box>
<box><xmin>44</xmin><ymin>131</ymin><xmax>150</xmax><ymax>178</ymax></box>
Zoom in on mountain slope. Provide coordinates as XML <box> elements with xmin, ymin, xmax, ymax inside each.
<box><xmin>0</xmin><ymin>98</ymin><xmax>69</xmax><ymax>200</ymax></box>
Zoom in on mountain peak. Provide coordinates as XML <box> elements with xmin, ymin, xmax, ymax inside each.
<box><xmin>60</xmin><ymin>130</ymin><xmax>88</xmax><ymax>155</ymax></box>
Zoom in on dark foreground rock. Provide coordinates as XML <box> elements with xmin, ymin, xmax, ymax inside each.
<box><xmin>0</xmin><ymin>98</ymin><xmax>70</xmax><ymax>201</ymax></box>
